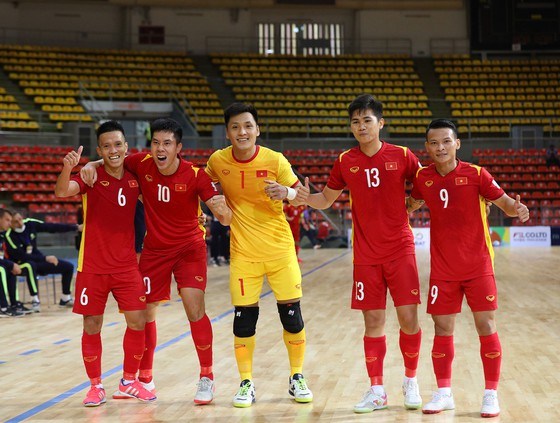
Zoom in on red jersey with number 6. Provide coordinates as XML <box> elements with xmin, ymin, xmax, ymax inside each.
<box><xmin>73</xmin><ymin>167</ymin><xmax>139</xmax><ymax>273</ymax></box>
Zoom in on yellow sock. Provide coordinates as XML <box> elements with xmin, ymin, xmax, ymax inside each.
<box><xmin>283</xmin><ymin>329</ymin><xmax>306</xmax><ymax>375</ymax></box>
<box><xmin>234</xmin><ymin>335</ymin><xmax>255</xmax><ymax>381</ymax></box>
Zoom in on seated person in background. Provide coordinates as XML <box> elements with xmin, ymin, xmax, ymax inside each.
<box><xmin>4</xmin><ymin>211</ymin><xmax>82</xmax><ymax>307</ymax></box>
<box><xmin>300</xmin><ymin>206</ymin><xmax>321</xmax><ymax>250</ymax></box>
<box><xmin>284</xmin><ymin>203</ymin><xmax>304</xmax><ymax>263</ymax></box>
<box><xmin>545</xmin><ymin>144</ymin><xmax>560</xmax><ymax>167</ymax></box>
<box><xmin>0</xmin><ymin>208</ymin><xmax>31</xmax><ymax>316</ymax></box>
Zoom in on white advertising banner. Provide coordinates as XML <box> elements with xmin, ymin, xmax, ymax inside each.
<box><xmin>509</xmin><ymin>226</ymin><xmax>551</xmax><ymax>247</ymax></box>
<box><xmin>412</xmin><ymin>227</ymin><xmax>430</xmax><ymax>249</ymax></box>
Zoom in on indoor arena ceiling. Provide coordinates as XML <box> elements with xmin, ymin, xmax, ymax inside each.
<box><xmin>2</xmin><ymin>0</ymin><xmax>464</xmax><ymax>10</ymax></box>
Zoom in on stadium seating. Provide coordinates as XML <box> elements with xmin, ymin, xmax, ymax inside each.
<box><xmin>434</xmin><ymin>54</ymin><xmax>560</xmax><ymax>136</ymax></box>
<box><xmin>0</xmin><ymin>44</ymin><xmax>221</xmax><ymax>134</ymax></box>
<box><xmin>212</xmin><ymin>53</ymin><xmax>432</xmax><ymax>137</ymax></box>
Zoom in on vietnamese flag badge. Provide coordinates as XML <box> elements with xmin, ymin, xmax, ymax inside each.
<box><xmin>256</xmin><ymin>170</ymin><xmax>268</xmax><ymax>178</ymax></box>
<box><xmin>175</xmin><ymin>184</ymin><xmax>187</xmax><ymax>192</ymax></box>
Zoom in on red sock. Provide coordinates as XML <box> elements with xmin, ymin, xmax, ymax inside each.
<box><xmin>364</xmin><ymin>335</ymin><xmax>386</xmax><ymax>386</ymax></box>
<box><xmin>82</xmin><ymin>331</ymin><xmax>102</xmax><ymax>381</ymax></box>
<box><xmin>480</xmin><ymin>332</ymin><xmax>502</xmax><ymax>390</ymax></box>
<box><xmin>432</xmin><ymin>335</ymin><xmax>454</xmax><ymax>388</ymax></box>
<box><xmin>400</xmin><ymin>328</ymin><xmax>422</xmax><ymax>377</ymax></box>
<box><xmin>122</xmin><ymin>327</ymin><xmax>145</xmax><ymax>380</ymax></box>
<box><xmin>190</xmin><ymin>314</ymin><xmax>213</xmax><ymax>379</ymax></box>
<box><xmin>139</xmin><ymin>321</ymin><xmax>156</xmax><ymax>383</ymax></box>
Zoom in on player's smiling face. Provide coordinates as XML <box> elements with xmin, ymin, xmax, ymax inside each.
<box><xmin>350</xmin><ymin>109</ymin><xmax>384</xmax><ymax>145</ymax></box>
<box><xmin>97</xmin><ymin>130</ymin><xmax>128</xmax><ymax>170</ymax></box>
<box><xmin>151</xmin><ymin>131</ymin><xmax>182</xmax><ymax>174</ymax></box>
<box><xmin>425</xmin><ymin>127</ymin><xmax>461</xmax><ymax>165</ymax></box>
<box><xmin>226</xmin><ymin>112</ymin><xmax>260</xmax><ymax>159</ymax></box>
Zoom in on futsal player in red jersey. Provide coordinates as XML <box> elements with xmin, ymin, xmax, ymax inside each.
<box><xmin>55</xmin><ymin>121</ymin><xmax>155</xmax><ymax>406</ymax></box>
<box><xmin>296</xmin><ymin>94</ymin><xmax>424</xmax><ymax>413</ymax></box>
<box><xmin>81</xmin><ymin>118</ymin><xmax>231</xmax><ymax>405</ymax></box>
<box><xmin>409</xmin><ymin>119</ymin><xmax>529</xmax><ymax>418</ymax></box>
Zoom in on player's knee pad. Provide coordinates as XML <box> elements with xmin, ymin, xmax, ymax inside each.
<box><xmin>233</xmin><ymin>306</ymin><xmax>259</xmax><ymax>338</ymax></box>
<box><xmin>277</xmin><ymin>302</ymin><xmax>304</xmax><ymax>334</ymax></box>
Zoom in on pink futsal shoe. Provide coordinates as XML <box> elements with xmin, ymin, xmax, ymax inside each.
<box><xmin>112</xmin><ymin>379</ymin><xmax>157</xmax><ymax>402</ymax></box>
<box><xmin>83</xmin><ymin>386</ymin><xmax>106</xmax><ymax>407</ymax></box>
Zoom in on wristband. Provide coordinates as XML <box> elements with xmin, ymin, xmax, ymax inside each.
<box><xmin>286</xmin><ymin>186</ymin><xmax>297</xmax><ymax>200</ymax></box>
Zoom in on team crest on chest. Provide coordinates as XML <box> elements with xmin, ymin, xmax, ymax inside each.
<box><xmin>385</xmin><ymin>162</ymin><xmax>398</xmax><ymax>171</ymax></box>
<box><xmin>425</xmin><ymin>180</ymin><xmax>433</xmax><ymax>187</ymax></box>
<box><xmin>256</xmin><ymin>170</ymin><xmax>267</xmax><ymax>177</ymax></box>
<box><xmin>455</xmin><ymin>177</ymin><xmax>468</xmax><ymax>185</ymax></box>
<box><xmin>145</xmin><ymin>174</ymin><xmax>153</xmax><ymax>182</ymax></box>
<box><xmin>128</xmin><ymin>180</ymin><xmax>138</xmax><ymax>188</ymax></box>
<box><xmin>175</xmin><ymin>184</ymin><xmax>187</xmax><ymax>192</ymax></box>
<box><xmin>221</xmin><ymin>169</ymin><xmax>230</xmax><ymax>175</ymax></box>
<box><xmin>100</xmin><ymin>181</ymin><xmax>109</xmax><ymax>187</ymax></box>
<box><xmin>350</xmin><ymin>166</ymin><xmax>359</xmax><ymax>173</ymax></box>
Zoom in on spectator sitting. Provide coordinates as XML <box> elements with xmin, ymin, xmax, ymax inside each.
<box><xmin>4</xmin><ymin>212</ymin><xmax>82</xmax><ymax>307</ymax></box>
<box><xmin>545</xmin><ymin>144</ymin><xmax>560</xmax><ymax>167</ymax></box>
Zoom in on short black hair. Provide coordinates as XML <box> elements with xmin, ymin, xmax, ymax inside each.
<box><xmin>426</xmin><ymin>119</ymin><xmax>458</xmax><ymax>139</ymax></box>
<box><xmin>348</xmin><ymin>94</ymin><xmax>383</xmax><ymax>120</ymax></box>
<box><xmin>224</xmin><ymin>102</ymin><xmax>259</xmax><ymax>126</ymax></box>
<box><xmin>96</xmin><ymin>120</ymin><xmax>125</xmax><ymax>140</ymax></box>
<box><xmin>150</xmin><ymin>118</ymin><xmax>183</xmax><ymax>143</ymax></box>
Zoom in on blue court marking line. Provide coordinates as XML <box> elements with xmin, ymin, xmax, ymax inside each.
<box><xmin>53</xmin><ymin>339</ymin><xmax>71</xmax><ymax>345</ymax></box>
<box><xmin>5</xmin><ymin>250</ymin><xmax>350</xmax><ymax>423</ymax></box>
<box><xmin>19</xmin><ymin>349</ymin><xmax>41</xmax><ymax>356</ymax></box>
<box><xmin>0</xmin><ymin>361</ymin><xmax>6</xmax><ymax>364</ymax></box>
<box><xmin>105</xmin><ymin>321</ymin><xmax>119</xmax><ymax>327</ymax></box>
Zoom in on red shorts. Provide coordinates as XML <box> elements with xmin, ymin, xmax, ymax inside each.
<box><xmin>72</xmin><ymin>269</ymin><xmax>147</xmax><ymax>316</ymax></box>
<box><xmin>140</xmin><ymin>241</ymin><xmax>208</xmax><ymax>303</ymax></box>
<box><xmin>426</xmin><ymin>275</ymin><xmax>498</xmax><ymax>314</ymax></box>
<box><xmin>351</xmin><ymin>254</ymin><xmax>421</xmax><ymax>310</ymax></box>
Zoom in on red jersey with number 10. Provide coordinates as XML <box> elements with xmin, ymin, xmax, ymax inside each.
<box><xmin>125</xmin><ymin>153</ymin><xmax>218</xmax><ymax>252</ymax></box>
<box><xmin>73</xmin><ymin>167</ymin><xmax>139</xmax><ymax>274</ymax></box>
<box><xmin>327</xmin><ymin>143</ymin><xmax>419</xmax><ymax>265</ymax></box>
<box><xmin>411</xmin><ymin>160</ymin><xmax>505</xmax><ymax>280</ymax></box>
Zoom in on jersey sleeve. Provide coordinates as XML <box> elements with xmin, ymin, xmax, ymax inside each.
<box><xmin>326</xmin><ymin>155</ymin><xmax>346</xmax><ymax>190</ymax></box>
<box><xmin>277</xmin><ymin>154</ymin><xmax>299</xmax><ymax>187</ymax></box>
<box><xmin>205</xmin><ymin>154</ymin><xmax>218</xmax><ymax>182</ymax></box>
<box><xmin>479</xmin><ymin>167</ymin><xmax>505</xmax><ymax>201</ymax></box>
<box><xmin>71</xmin><ymin>173</ymin><xmax>87</xmax><ymax>194</ymax></box>
<box><xmin>195</xmin><ymin>166</ymin><xmax>219</xmax><ymax>202</ymax></box>
<box><xmin>410</xmin><ymin>171</ymin><xmax>423</xmax><ymax>200</ymax></box>
<box><xmin>124</xmin><ymin>152</ymin><xmax>147</xmax><ymax>176</ymax></box>
<box><xmin>404</xmin><ymin>148</ymin><xmax>421</xmax><ymax>181</ymax></box>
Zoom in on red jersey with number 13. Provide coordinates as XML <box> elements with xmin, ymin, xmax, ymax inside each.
<box><xmin>327</xmin><ymin>142</ymin><xmax>419</xmax><ymax>265</ymax></box>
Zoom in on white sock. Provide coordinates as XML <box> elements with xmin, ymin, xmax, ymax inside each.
<box><xmin>372</xmin><ymin>385</ymin><xmax>385</xmax><ymax>395</ymax></box>
<box><xmin>32</xmin><ymin>295</ymin><xmax>39</xmax><ymax>302</ymax></box>
<box><xmin>404</xmin><ymin>376</ymin><xmax>417</xmax><ymax>384</ymax></box>
<box><xmin>438</xmin><ymin>387</ymin><xmax>452</xmax><ymax>396</ymax></box>
<box><xmin>62</xmin><ymin>294</ymin><xmax>71</xmax><ymax>301</ymax></box>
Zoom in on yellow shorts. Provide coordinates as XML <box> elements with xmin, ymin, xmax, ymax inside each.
<box><xmin>229</xmin><ymin>253</ymin><xmax>302</xmax><ymax>306</ymax></box>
